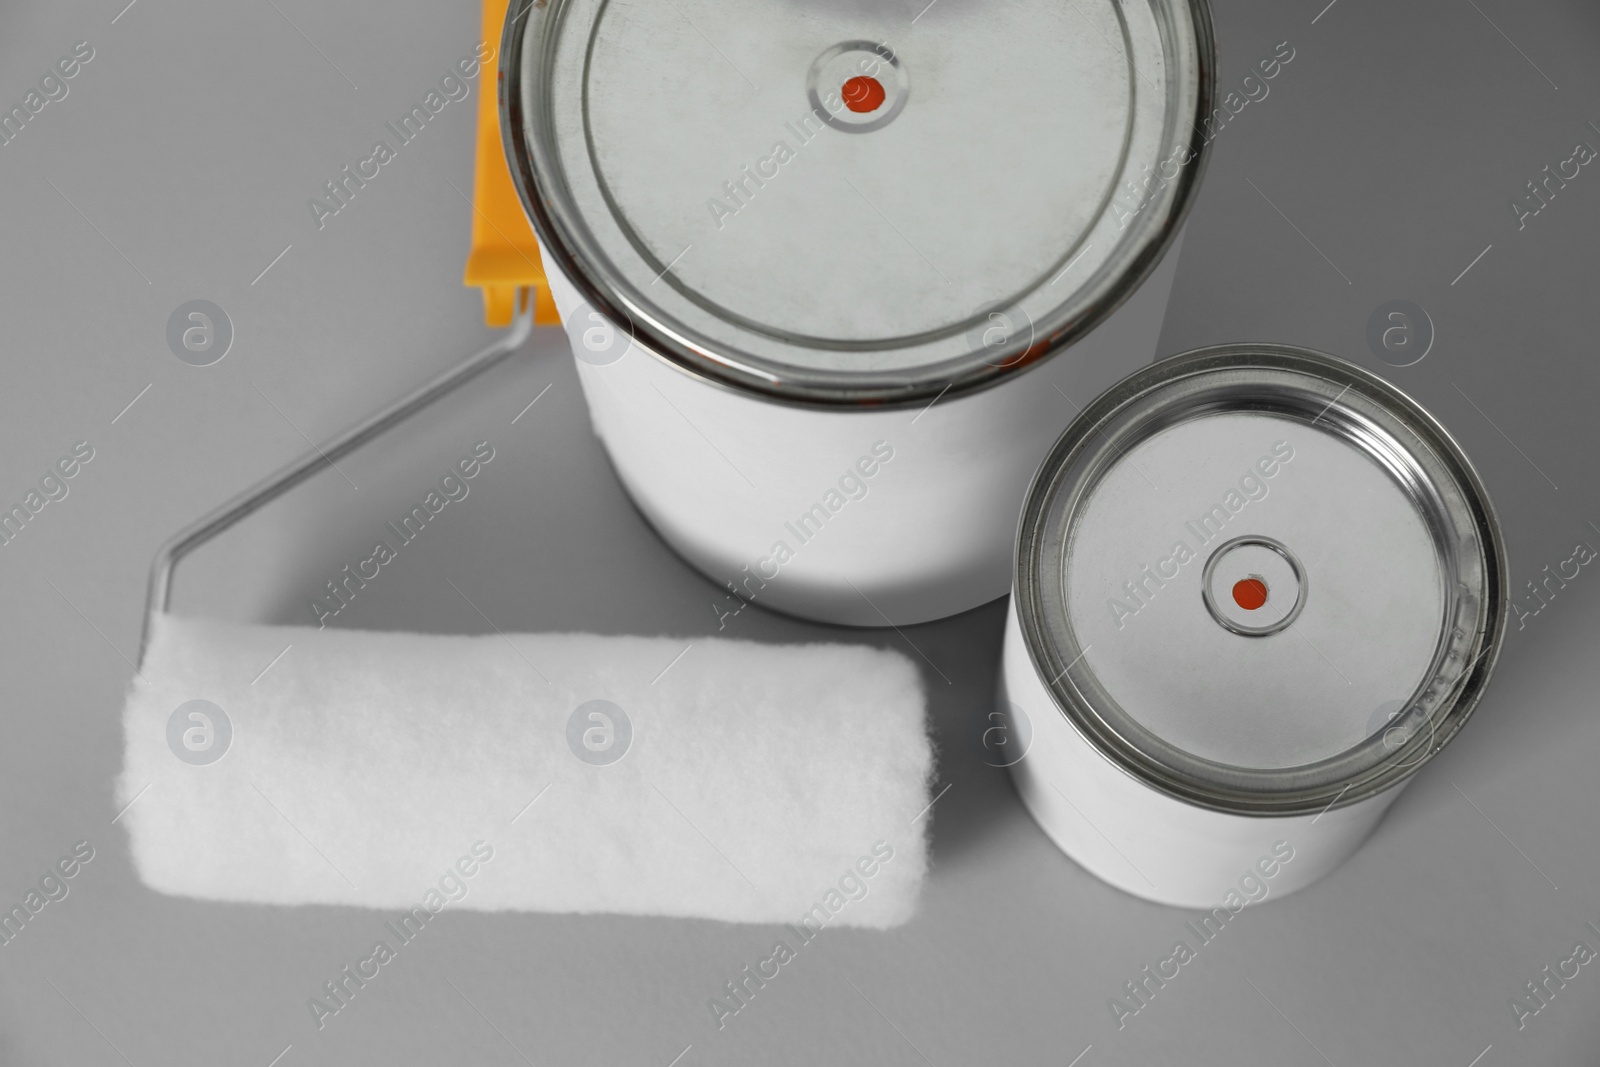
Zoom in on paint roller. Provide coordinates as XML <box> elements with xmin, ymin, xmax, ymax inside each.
<box><xmin>115</xmin><ymin>0</ymin><xmax>933</xmax><ymax>928</ymax></box>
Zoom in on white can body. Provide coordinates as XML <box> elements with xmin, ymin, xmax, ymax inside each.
<box><xmin>1000</xmin><ymin>604</ymin><xmax>1400</xmax><ymax>908</ymax></box>
<box><xmin>542</xmin><ymin>238</ymin><xmax>1184</xmax><ymax>627</ymax></box>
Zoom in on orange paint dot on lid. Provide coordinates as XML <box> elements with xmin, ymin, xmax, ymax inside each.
<box><xmin>1232</xmin><ymin>577</ymin><xmax>1269</xmax><ymax>611</ymax></box>
<box><xmin>842</xmin><ymin>75</ymin><xmax>886</xmax><ymax>114</ymax></box>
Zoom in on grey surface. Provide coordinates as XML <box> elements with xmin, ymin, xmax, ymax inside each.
<box><xmin>2</xmin><ymin>1</ymin><xmax>1599</xmax><ymax>1065</ymax></box>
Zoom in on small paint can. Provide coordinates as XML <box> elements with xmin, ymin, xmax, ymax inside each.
<box><xmin>501</xmin><ymin>0</ymin><xmax>1215</xmax><ymax>625</ymax></box>
<box><xmin>1001</xmin><ymin>344</ymin><xmax>1508</xmax><ymax>906</ymax></box>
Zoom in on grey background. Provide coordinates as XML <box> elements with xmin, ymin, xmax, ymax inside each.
<box><xmin>2</xmin><ymin>0</ymin><xmax>1599</xmax><ymax>1065</ymax></box>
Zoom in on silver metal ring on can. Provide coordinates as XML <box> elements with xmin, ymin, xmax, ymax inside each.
<box><xmin>1002</xmin><ymin>343</ymin><xmax>1508</xmax><ymax>906</ymax></box>
<box><xmin>501</xmin><ymin>0</ymin><xmax>1216</xmax><ymax>625</ymax></box>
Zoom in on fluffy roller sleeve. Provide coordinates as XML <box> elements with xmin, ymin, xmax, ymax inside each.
<box><xmin>118</xmin><ymin>614</ymin><xmax>934</xmax><ymax>927</ymax></box>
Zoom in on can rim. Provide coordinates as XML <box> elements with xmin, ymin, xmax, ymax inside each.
<box><xmin>1013</xmin><ymin>344</ymin><xmax>1509</xmax><ymax>816</ymax></box>
<box><xmin>499</xmin><ymin>0</ymin><xmax>1217</xmax><ymax>410</ymax></box>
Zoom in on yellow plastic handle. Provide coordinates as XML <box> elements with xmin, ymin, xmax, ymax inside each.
<box><xmin>463</xmin><ymin>0</ymin><xmax>560</xmax><ymax>327</ymax></box>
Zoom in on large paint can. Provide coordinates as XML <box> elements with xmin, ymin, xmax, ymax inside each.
<box><xmin>502</xmin><ymin>0</ymin><xmax>1215</xmax><ymax>625</ymax></box>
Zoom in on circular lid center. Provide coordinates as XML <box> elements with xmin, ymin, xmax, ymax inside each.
<box><xmin>1202</xmin><ymin>536</ymin><xmax>1306</xmax><ymax>637</ymax></box>
<box><xmin>806</xmin><ymin>42</ymin><xmax>909</xmax><ymax>133</ymax></box>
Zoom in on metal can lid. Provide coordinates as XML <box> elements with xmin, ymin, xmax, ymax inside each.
<box><xmin>1015</xmin><ymin>345</ymin><xmax>1508</xmax><ymax>815</ymax></box>
<box><xmin>502</xmin><ymin>0</ymin><xmax>1213</xmax><ymax>405</ymax></box>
